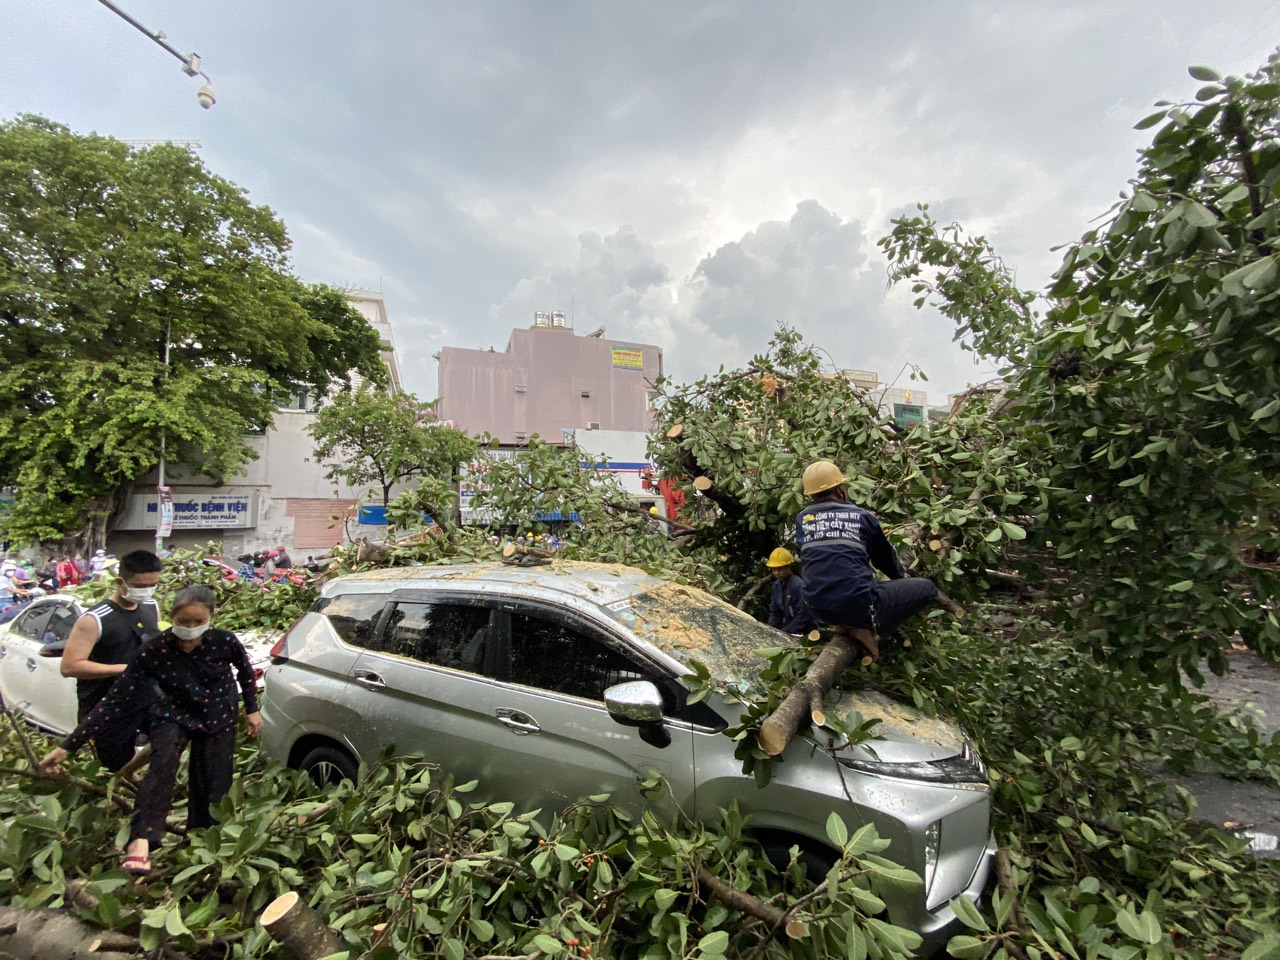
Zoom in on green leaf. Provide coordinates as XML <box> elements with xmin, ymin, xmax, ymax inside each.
<box><xmin>532</xmin><ymin>933</ymin><xmax>563</xmax><ymax>955</ymax></box>
<box><xmin>1223</xmin><ymin>258</ymin><xmax>1278</xmax><ymax>290</ymax></box>
<box><xmin>1166</xmin><ymin>580</ymin><xmax>1195</xmax><ymax>592</ymax></box>
<box><xmin>826</xmin><ymin>811</ymin><xmax>849</xmax><ymax>848</ymax></box>
<box><xmin>164</xmin><ymin>908</ymin><xmax>191</xmax><ymax>938</ymax></box>
<box><xmin>1251</xmin><ymin>397</ymin><xmax>1280</xmax><ymax>421</ymax></box>
<box><xmin>950</xmin><ymin>894</ymin><xmax>989</xmax><ymax>932</ymax></box>
<box><xmin>998</xmin><ymin>521</ymin><xmax>1027</xmax><ymax>541</ymax></box>
<box><xmin>654</xmin><ymin>888</ymin><xmax>679</xmax><ymax>911</ymax></box>
<box><xmin>947</xmin><ymin>934</ymin><xmax>992</xmax><ymax>959</ymax></box>
<box><xmin>1241</xmin><ymin>936</ymin><xmax>1280</xmax><ymax>960</ymax></box>
<box><xmin>1188</xmin><ymin>65</ymin><xmax>1221</xmax><ymax>81</ymax></box>
<box><xmin>845</xmin><ymin>925</ymin><xmax>868</xmax><ymax>960</ymax></box>
<box><xmin>697</xmin><ymin>930</ymin><xmax>730</xmax><ymax>956</ymax></box>
<box><xmin>1115</xmin><ymin>906</ymin><xmax>1162</xmax><ymax>945</ymax></box>
<box><xmin>1134</xmin><ymin>110</ymin><xmax>1168</xmax><ymax>130</ymax></box>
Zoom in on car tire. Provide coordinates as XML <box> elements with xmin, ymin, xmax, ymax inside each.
<box><xmin>298</xmin><ymin>744</ymin><xmax>359</xmax><ymax>787</ymax></box>
<box><xmin>756</xmin><ymin>830</ymin><xmax>839</xmax><ymax>886</ymax></box>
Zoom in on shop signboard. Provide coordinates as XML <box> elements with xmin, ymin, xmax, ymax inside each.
<box><xmin>117</xmin><ymin>491</ymin><xmax>258</xmax><ymax>530</ymax></box>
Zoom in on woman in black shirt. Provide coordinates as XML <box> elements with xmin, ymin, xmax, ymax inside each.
<box><xmin>40</xmin><ymin>584</ymin><xmax>262</xmax><ymax>876</ymax></box>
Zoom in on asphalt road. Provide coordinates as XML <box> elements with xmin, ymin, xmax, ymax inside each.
<box><xmin>1170</xmin><ymin>647</ymin><xmax>1280</xmax><ymax>858</ymax></box>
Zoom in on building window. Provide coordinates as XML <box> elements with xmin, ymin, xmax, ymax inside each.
<box><xmin>515</xmin><ymin>384</ymin><xmax>527</xmax><ymax>394</ymax></box>
<box><xmin>580</xmin><ymin>390</ymin><xmax>591</xmax><ymax>398</ymax></box>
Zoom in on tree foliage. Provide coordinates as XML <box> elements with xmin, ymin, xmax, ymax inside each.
<box><xmin>880</xmin><ymin>56</ymin><xmax>1280</xmax><ymax>683</ymax></box>
<box><xmin>308</xmin><ymin>387</ymin><xmax>477</xmax><ymax>509</ymax></box>
<box><xmin>0</xmin><ymin>115</ymin><xmax>388</xmax><ymax>543</ymax></box>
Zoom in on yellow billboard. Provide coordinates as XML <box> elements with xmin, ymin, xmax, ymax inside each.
<box><xmin>611</xmin><ymin>348</ymin><xmax>644</xmax><ymax>369</ymax></box>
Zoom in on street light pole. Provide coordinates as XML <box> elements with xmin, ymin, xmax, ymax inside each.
<box><xmin>155</xmin><ymin>322</ymin><xmax>172</xmax><ymax>555</ymax></box>
<box><xmin>95</xmin><ymin>0</ymin><xmax>217</xmax><ymax>108</ymax></box>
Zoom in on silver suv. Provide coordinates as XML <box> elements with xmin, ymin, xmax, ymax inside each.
<box><xmin>259</xmin><ymin>561</ymin><xmax>993</xmax><ymax>945</ymax></box>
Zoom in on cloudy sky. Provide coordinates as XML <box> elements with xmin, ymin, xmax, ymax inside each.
<box><xmin>4</xmin><ymin>3</ymin><xmax>1277</xmax><ymax>404</ymax></box>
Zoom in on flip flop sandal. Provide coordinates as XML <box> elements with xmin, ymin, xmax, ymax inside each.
<box><xmin>122</xmin><ymin>854</ymin><xmax>151</xmax><ymax>876</ymax></box>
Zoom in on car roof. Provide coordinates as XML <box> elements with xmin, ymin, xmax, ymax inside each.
<box><xmin>321</xmin><ymin>560</ymin><xmax>666</xmax><ymax>609</ymax></box>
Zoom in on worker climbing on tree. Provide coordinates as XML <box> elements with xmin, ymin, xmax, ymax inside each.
<box><xmin>765</xmin><ymin>547</ymin><xmax>818</xmax><ymax>635</ymax></box>
<box><xmin>794</xmin><ymin>459</ymin><xmax>937</xmax><ymax>661</ymax></box>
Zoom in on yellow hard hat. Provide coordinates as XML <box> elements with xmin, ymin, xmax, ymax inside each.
<box><xmin>766</xmin><ymin>547</ymin><xmax>794</xmax><ymax>568</ymax></box>
<box><xmin>802</xmin><ymin>459</ymin><xmax>847</xmax><ymax>496</ymax></box>
<box><xmin>649</xmin><ymin>506</ymin><xmax>659</xmax><ymax>515</ymax></box>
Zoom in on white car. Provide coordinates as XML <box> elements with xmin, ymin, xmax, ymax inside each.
<box><xmin>0</xmin><ymin>594</ymin><xmax>274</xmax><ymax>737</ymax></box>
<box><xmin>0</xmin><ymin>594</ymin><xmax>82</xmax><ymax>733</ymax></box>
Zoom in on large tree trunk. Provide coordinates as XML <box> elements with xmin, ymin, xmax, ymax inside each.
<box><xmin>259</xmin><ymin>892</ymin><xmax>343</xmax><ymax>960</ymax></box>
<box><xmin>0</xmin><ymin>907</ymin><xmax>140</xmax><ymax>959</ymax></box>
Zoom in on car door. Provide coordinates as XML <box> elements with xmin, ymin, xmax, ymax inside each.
<box><xmin>0</xmin><ymin>601</ymin><xmax>60</xmax><ymax>729</ymax></box>
<box><xmin>35</xmin><ymin>601</ymin><xmax>82</xmax><ymax>734</ymax></box>
<box><xmin>342</xmin><ymin>593</ymin><xmax>506</xmax><ymax>783</ymax></box>
<box><xmin>474</xmin><ymin>602</ymin><xmax>701</xmax><ymax>823</ymax></box>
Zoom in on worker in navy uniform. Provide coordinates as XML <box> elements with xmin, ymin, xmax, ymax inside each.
<box><xmin>59</xmin><ymin>549</ymin><xmax>163</xmax><ymax>771</ymax></box>
<box><xmin>765</xmin><ymin>547</ymin><xmax>819</xmax><ymax>635</ymax></box>
<box><xmin>794</xmin><ymin>461</ymin><xmax>937</xmax><ymax>660</ymax></box>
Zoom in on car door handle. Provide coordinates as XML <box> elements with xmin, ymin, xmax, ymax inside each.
<box><xmin>496</xmin><ymin>708</ymin><xmax>540</xmax><ymax>735</ymax></box>
<box><xmin>25</xmin><ymin>658</ymin><xmax>37</xmax><ymax>673</ymax></box>
<box><xmin>353</xmin><ymin>670</ymin><xmax>386</xmax><ymax>688</ymax></box>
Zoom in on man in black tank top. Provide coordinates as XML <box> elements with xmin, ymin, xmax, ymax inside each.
<box><xmin>59</xmin><ymin>550</ymin><xmax>163</xmax><ymax>771</ymax></box>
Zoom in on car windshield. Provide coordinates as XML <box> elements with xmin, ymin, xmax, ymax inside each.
<box><xmin>601</xmin><ymin>582</ymin><xmax>788</xmax><ymax>694</ymax></box>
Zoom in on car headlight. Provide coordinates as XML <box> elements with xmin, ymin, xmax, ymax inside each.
<box><xmin>923</xmin><ymin>819</ymin><xmax>940</xmax><ymax>893</ymax></box>
<box><xmin>839</xmin><ymin>740</ymin><xmax>989</xmax><ymax>787</ymax></box>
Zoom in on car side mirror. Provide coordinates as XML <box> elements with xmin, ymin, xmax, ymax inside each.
<box><xmin>604</xmin><ymin>680</ymin><xmax>671</xmax><ymax>748</ymax></box>
<box><xmin>39</xmin><ymin>641</ymin><xmax>67</xmax><ymax>658</ymax></box>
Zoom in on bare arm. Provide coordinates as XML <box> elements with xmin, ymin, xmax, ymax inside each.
<box><xmin>60</xmin><ymin>614</ymin><xmax>123</xmax><ymax>680</ymax></box>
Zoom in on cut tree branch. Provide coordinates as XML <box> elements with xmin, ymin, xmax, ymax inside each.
<box><xmin>757</xmin><ymin>631</ymin><xmax>874</xmax><ymax>756</ymax></box>
<box><xmin>695</xmin><ymin>867</ymin><xmax>805</xmax><ymax>939</ymax></box>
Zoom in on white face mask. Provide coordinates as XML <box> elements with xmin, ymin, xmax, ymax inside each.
<box><xmin>172</xmin><ymin>622</ymin><xmax>210</xmax><ymax>642</ymax></box>
<box><xmin>123</xmin><ymin>585</ymin><xmax>157</xmax><ymax>602</ymax></box>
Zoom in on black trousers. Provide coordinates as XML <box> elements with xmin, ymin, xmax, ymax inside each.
<box><xmin>869</xmin><ymin>578</ymin><xmax>938</xmax><ymax>636</ymax></box>
<box><xmin>130</xmin><ymin>721</ymin><xmax>236</xmax><ymax>846</ymax></box>
<box><xmin>78</xmin><ymin>698</ymin><xmax>148</xmax><ymax>773</ymax></box>
<box><xmin>810</xmin><ymin>577</ymin><xmax>939</xmax><ymax>637</ymax></box>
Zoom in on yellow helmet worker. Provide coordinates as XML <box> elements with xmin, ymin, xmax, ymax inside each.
<box><xmin>766</xmin><ymin>547</ymin><xmax>794</xmax><ymax>568</ymax></box>
<box><xmin>801</xmin><ymin>460</ymin><xmax>847</xmax><ymax>496</ymax></box>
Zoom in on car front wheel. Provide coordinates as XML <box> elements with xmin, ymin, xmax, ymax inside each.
<box><xmin>756</xmin><ymin>830</ymin><xmax>839</xmax><ymax>886</ymax></box>
<box><xmin>298</xmin><ymin>744</ymin><xmax>359</xmax><ymax>787</ymax></box>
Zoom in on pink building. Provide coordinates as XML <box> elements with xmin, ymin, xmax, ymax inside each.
<box><xmin>437</xmin><ymin>316</ymin><xmax>663</xmax><ymax>444</ymax></box>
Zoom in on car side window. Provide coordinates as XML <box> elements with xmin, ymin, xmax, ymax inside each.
<box><xmin>12</xmin><ymin>605</ymin><xmax>55</xmax><ymax>642</ymax></box>
<box><xmin>44</xmin><ymin>604</ymin><xmax>78</xmax><ymax>644</ymax></box>
<box><xmin>507</xmin><ymin>611</ymin><xmax>659</xmax><ymax>703</ymax></box>
<box><xmin>382</xmin><ymin>602</ymin><xmax>493</xmax><ymax>672</ymax></box>
<box><xmin>314</xmin><ymin>593</ymin><xmax>391</xmax><ymax>650</ymax></box>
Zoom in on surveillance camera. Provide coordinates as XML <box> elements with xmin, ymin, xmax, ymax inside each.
<box><xmin>196</xmin><ymin>85</ymin><xmax>216</xmax><ymax>110</ymax></box>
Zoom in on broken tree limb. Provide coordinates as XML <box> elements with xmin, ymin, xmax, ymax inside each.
<box><xmin>735</xmin><ymin>575</ymin><xmax>772</xmax><ymax>611</ymax></box>
<box><xmin>501</xmin><ymin>542</ymin><xmax>553</xmax><ymax>560</ymax></box>
<box><xmin>0</xmin><ymin>906</ymin><xmax>140</xmax><ymax>960</ymax></box>
<box><xmin>694</xmin><ymin>867</ymin><xmax>806</xmax><ymax>939</ymax></box>
<box><xmin>757</xmin><ymin>630</ymin><xmax>875</xmax><ymax>756</ymax></box>
<box><xmin>115</xmin><ymin>745</ymin><xmax>151</xmax><ymax>786</ymax></box>
<box><xmin>259</xmin><ymin>892</ymin><xmax>343</xmax><ymax>960</ymax></box>
<box><xmin>935</xmin><ymin>587</ymin><xmax>965</xmax><ymax>618</ymax></box>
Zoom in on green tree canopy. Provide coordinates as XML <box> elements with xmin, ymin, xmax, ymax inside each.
<box><xmin>308</xmin><ymin>386</ymin><xmax>477</xmax><ymax>508</ymax></box>
<box><xmin>881</xmin><ymin>55</ymin><xmax>1280</xmax><ymax>681</ymax></box>
<box><xmin>0</xmin><ymin>115</ymin><xmax>388</xmax><ymax>543</ymax></box>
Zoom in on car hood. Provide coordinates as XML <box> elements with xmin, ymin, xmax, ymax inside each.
<box><xmin>814</xmin><ymin>688</ymin><xmax>965</xmax><ymax>763</ymax></box>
